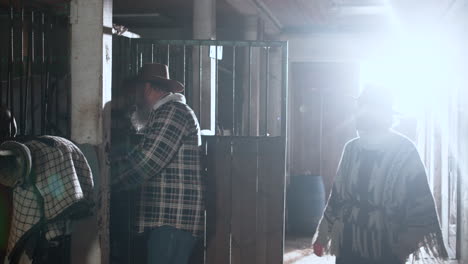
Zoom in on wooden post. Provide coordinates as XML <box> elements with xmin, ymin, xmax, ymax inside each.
<box><xmin>205</xmin><ymin>136</ymin><xmax>286</xmax><ymax>264</ymax></box>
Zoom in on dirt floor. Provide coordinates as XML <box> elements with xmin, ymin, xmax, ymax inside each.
<box><xmin>283</xmin><ymin>235</ymin><xmax>459</xmax><ymax>264</ymax></box>
<box><xmin>284</xmin><ymin>235</ymin><xmax>335</xmax><ymax>264</ymax></box>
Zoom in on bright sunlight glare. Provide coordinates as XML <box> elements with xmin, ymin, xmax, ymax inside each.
<box><xmin>359</xmin><ymin>26</ymin><xmax>462</xmax><ymax>119</ymax></box>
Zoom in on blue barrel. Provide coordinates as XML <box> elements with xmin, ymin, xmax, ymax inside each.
<box><xmin>287</xmin><ymin>175</ymin><xmax>326</xmax><ymax>235</ymax></box>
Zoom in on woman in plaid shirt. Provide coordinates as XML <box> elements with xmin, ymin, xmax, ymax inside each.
<box><xmin>112</xmin><ymin>63</ymin><xmax>204</xmax><ymax>264</ymax></box>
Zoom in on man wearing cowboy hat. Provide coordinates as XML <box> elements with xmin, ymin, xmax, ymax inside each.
<box><xmin>111</xmin><ymin>63</ymin><xmax>204</xmax><ymax>264</ymax></box>
<box><xmin>312</xmin><ymin>84</ymin><xmax>447</xmax><ymax>263</ymax></box>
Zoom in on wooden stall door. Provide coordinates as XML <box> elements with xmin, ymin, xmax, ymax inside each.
<box><xmin>205</xmin><ymin>136</ymin><xmax>286</xmax><ymax>264</ymax></box>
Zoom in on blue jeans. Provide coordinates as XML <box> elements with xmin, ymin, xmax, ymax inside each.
<box><xmin>147</xmin><ymin>226</ymin><xmax>197</xmax><ymax>264</ymax></box>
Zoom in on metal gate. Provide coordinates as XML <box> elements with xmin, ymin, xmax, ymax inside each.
<box><xmin>112</xmin><ymin>38</ymin><xmax>288</xmax><ymax>137</ymax></box>
<box><xmin>0</xmin><ymin>5</ymin><xmax>71</xmax><ymax>138</ymax></box>
<box><xmin>111</xmin><ymin>38</ymin><xmax>289</xmax><ymax>264</ymax></box>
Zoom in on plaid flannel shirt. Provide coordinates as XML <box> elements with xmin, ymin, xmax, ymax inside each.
<box><xmin>112</xmin><ymin>97</ymin><xmax>204</xmax><ymax>237</ymax></box>
<box><xmin>8</xmin><ymin>136</ymin><xmax>94</xmax><ymax>257</ymax></box>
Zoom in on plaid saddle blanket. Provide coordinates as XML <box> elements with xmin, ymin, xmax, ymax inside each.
<box><xmin>6</xmin><ymin>136</ymin><xmax>94</xmax><ymax>259</ymax></box>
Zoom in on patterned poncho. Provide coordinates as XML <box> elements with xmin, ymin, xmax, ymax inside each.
<box><xmin>313</xmin><ymin>130</ymin><xmax>448</xmax><ymax>263</ymax></box>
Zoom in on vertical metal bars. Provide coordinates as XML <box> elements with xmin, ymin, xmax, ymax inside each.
<box><xmin>0</xmin><ymin>5</ymin><xmax>71</xmax><ymax>138</ymax></box>
<box><xmin>166</xmin><ymin>44</ymin><xmax>170</xmax><ymax>67</ymax></box>
<box><xmin>263</xmin><ymin>47</ymin><xmax>270</xmax><ymax>136</ymax></box>
<box><xmin>19</xmin><ymin>8</ymin><xmax>24</xmax><ymax>134</ymax></box>
<box><xmin>199</xmin><ymin>45</ymin><xmax>203</xmax><ymax>115</ymax></box>
<box><xmin>281</xmin><ymin>42</ymin><xmax>289</xmax><ymax>138</ymax></box>
<box><xmin>247</xmin><ymin>45</ymin><xmax>252</xmax><ymax>136</ymax></box>
<box><xmin>7</xmin><ymin>4</ymin><xmax>14</xmax><ymax>110</ymax></box>
<box><xmin>40</xmin><ymin>12</ymin><xmax>46</xmax><ymax>135</ymax></box>
<box><xmin>232</xmin><ymin>46</ymin><xmax>236</xmax><ymax>136</ymax></box>
<box><xmin>111</xmin><ymin>39</ymin><xmax>288</xmax><ymax>137</ymax></box>
<box><xmin>30</xmin><ymin>10</ymin><xmax>35</xmax><ymax>135</ymax></box>
<box><xmin>215</xmin><ymin>44</ymin><xmax>219</xmax><ymax>133</ymax></box>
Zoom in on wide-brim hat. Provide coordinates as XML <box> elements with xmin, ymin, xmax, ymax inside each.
<box><xmin>0</xmin><ymin>141</ymin><xmax>32</xmax><ymax>187</ymax></box>
<box><xmin>133</xmin><ymin>63</ymin><xmax>184</xmax><ymax>93</ymax></box>
<box><xmin>354</xmin><ymin>84</ymin><xmax>401</xmax><ymax>116</ymax></box>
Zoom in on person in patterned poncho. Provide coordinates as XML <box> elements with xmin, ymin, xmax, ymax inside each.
<box><xmin>111</xmin><ymin>63</ymin><xmax>204</xmax><ymax>264</ymax></box>
<box><xmin>312</xmin><ymin>85</ymin><xmax>448</xmax><ymax>264</ymax></box>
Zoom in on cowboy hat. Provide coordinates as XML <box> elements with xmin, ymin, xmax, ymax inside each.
<box><xmin>133</xmin><ymin>63</ymin><xmax>184</xmax><ymax>93</ymax></box>
<box><xmin>354</xmin><ymin>84</ymin><xmax>402</xmax><ymax>116</ymax></box>
<box><xmin>0</xmin><ymin>141</ymin><xmax>32</xmax><ymax>187</ymax></box>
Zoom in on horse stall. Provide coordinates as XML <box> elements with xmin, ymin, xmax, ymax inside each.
<box><xmin>110</xmin><ymin>38</ymin><xmax>288</xmax><ymax>264</ymax></box>
<box><xmin>0</xmin><ymin>2</ymin><xmax>71</xmax><ymax>261</ymax></box>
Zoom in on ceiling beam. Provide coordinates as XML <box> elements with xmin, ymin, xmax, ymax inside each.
<box><xmin>224</xmin><ymin>0</ymin><xmax>257</xmax><ymax>15</ymax></box>
<box><xmin>251</xmin><ymin>0</ymin><xmax>283</xmax><ymax>30</ymax></box>
<box><xmin>335</xmin><ymin>6</ymin><xmax>390</xmax><ymax>16</ymax></box>
<box><xmin>339</xmin><ymin>0</ymin><xmax>386</xmax><ymax>7</ymax></box>
<box><xmin>224</xmin><ymin>0</ymin><xmax>282</xmax><ymax>35</ymax></box>
<box><xmin>114</xmin><ymin>13</ymin><xmax>162</xmax><ymax>18</ymax></box>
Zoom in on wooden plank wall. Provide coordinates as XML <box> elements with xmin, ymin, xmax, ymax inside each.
<box><xmin>289</xmin><ymin>62</ymin><xmax>358</xmax><ymax>197</ymax></box>
<box><xmin>204</xmin><ymin>136</ymin><xmax>286</xmax><ymax>264</ymax></box>
<box><xmin>205</xmin><ymin>137</ymin><xmax>232</xmax><ymax>264</ymax></box>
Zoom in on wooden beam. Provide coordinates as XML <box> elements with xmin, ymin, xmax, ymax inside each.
<box><xmin>258</xmin><ymin>137</ymin><xmax>286</xmax><ymax>264</ymax></box>
<box><xmin>224</xmin><ymin>0</ymin><xmax>281</xmax><ymax>35</ymax></box>
<box><xmin>204</xmin><ymin>136</ymin><xmax>286</xmax><ymax>264</ymax></box>
<box><xmin>231</xmin><ymin>138</ymin><xmax>258</xmax><ymax>264</ymax></box>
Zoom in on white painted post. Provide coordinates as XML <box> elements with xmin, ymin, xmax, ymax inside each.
<box><xmin>69</xmin><ymin>0</ymin><xmax>112</xmax><ymax>262</ymax></box>
<box><xmin>242</xmin><ymin>16</ymin><xmax>261</xmax><ymax>136</ymax></box>
<box><xmin>193</xmin><ymin>0</ymin><xmax>216</xmax><ymax>135</ymax></box>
